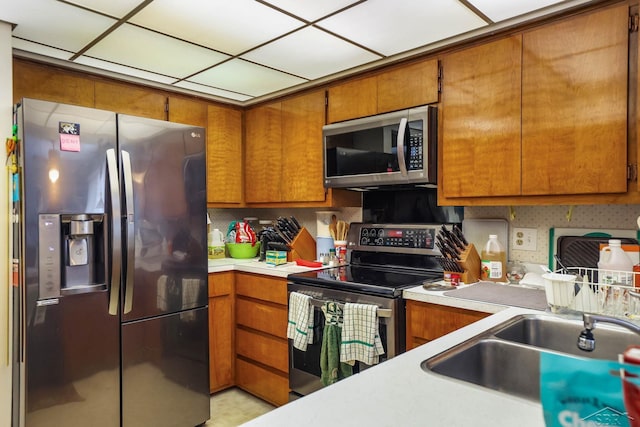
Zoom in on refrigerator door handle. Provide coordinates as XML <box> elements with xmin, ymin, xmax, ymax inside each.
<box><xmin>121</xmin><ymin>150</ymin><xmax>135</xmax><ymax>314</ymax></box>
<box><xmin>106</xmin><ymin>149</ymin><xmax>122</xmax><ymax>315</ymax></box>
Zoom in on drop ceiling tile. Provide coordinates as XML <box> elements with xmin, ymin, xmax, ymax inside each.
<box><xmin>242</xmin><ymin>26</ymin><xmax>380</xmax><ymax>80</ymax></box>
<box><xmin>173</xmin><ymin>81</ymin><xmax>252</xmax><ymax>102</ymax></box>
<box><xmin>5</xmin><ymin>0</ymin><xmax>116</xmax><ymax>54</ymax></box>
<box><xmin>130</xmin><ymin>0</ymin><xmax>304</xmax><ymax>55</ymax></box>
<box><xmin>468</xmin><ymin>0</ymin><xmax>565</xmax><ymax>22</ymax></box>
<box><xmin>189</xmin><ymin>59</ymin><xmax>307</xmax><ymax>97</ymax></box>
<box><xmin>64</xmin><ymin>0</ymin><xmax>144</xmax><ymax>19</ymax></box>
<box><xmin>12</xmin><ymin>38</ymin><xmax>73</xmax><ymax>61</ymax></box>
<box><xmin>74</xmin><ymin>56</ymin><xmax>177</xmax><ymax>84</ymax></box>
<box><xmin>84</xmin><ymin>23</ymin><xmax>229</xmax><ymax>79</ymax></box>
<box><xmin>261</xmin><ymin>0</ymin><xmax>362</xmax><ymax>21</ymax></box>
<box><xmin>317</xmin><ymin>0</ymin><xmax>488</xmax><ymax>56</ymax></box>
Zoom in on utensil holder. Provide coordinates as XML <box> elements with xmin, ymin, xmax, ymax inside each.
<box><xmin>287</xmin><ymin>227</ymin><xmax>317</xmax><ymax>262</ymax></box>
<box><xmin>444</xmin><ymin>244</ymin><xmax>481</xmax><ymax>284</ymax></box>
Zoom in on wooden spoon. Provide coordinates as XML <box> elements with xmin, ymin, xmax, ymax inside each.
<box><xmin>329</xmin><ymin>214</ymin><xmax>337</xmax><ymax>240</ymax></box>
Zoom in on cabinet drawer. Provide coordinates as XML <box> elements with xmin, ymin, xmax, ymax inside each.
<box><xmin>236</xmin><ymin>298</ymin><xmax>287</xmax><ymax>338</ymax></box>
<box><xmin>208</xmin><ymin>271</ymin><xmax>234</xmax><ymax>297</ymax></box>
<box><xmin>406</xmin><ymin>300</ymin><xmax>489</xmax><ymax>345</ymax></box>
<box><xmin>236</xmin><ymin>358</ymin><xmax>289</xmax><ymax>407</ymax></box>
<box><xmin>236</xmin><ymin>273</ymin><xmax>287</xmax><ymax>305</ymax></box>
<box><xmin>236</xmin><ymin>328</ymin><xmax>288</xmax><ymax>373</ymax></box>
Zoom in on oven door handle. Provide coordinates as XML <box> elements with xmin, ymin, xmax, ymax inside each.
<box><xmin>376</xmin><ymin>308</ymin><xmax>392</xmax><ymax>318</ymax></box>
<box><xmin>307</xmin><ymin>296</ymin><xmax>393</xmax><ymax>318</ymax></box>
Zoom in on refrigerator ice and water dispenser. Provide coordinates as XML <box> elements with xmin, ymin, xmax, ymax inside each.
<box><xmin>38</xmin><ymin>213</ymin><xmax>106</xmax><ymax>299</ymax></box>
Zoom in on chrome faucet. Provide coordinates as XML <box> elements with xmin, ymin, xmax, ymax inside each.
<box><xmin>577</xmin><ymin>313</ymin><xmax>640</xmax><ymax>352</ymax></box>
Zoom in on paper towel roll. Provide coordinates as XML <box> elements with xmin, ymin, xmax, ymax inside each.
<box><xmin>316</xmin><ymin>211</ymin><xmax>335</xmax><ymax>238</ymax></box>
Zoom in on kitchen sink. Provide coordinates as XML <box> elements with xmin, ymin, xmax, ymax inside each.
<box><xmin>422</xmin><ymin>338</ymin><xmax>542</xmax><ymax>401</ymax></box>
<box><xmin>421</xmin><ymin>313</ymin><xmax>640</xmax><ymax>401</ymax></box>
<box><xmin>493</xmin><ymin>313</ymin><xmax>640</xmax><ymax>360</ymax></box>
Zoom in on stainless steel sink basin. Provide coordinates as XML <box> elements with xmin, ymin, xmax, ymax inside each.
<box><xmin>421</xmin><ymin>313</ymin><xmax>640</xmax><ymax>401</ymax></box>
<box><xmin>493</xmin><ymin>313</ymin><xmax>640</xmax><ymax>360</ymax></box>
<box><xmin>422</xmin><ymin>338</ymin><xmax>541</xmax><ymax>401</ymax></box>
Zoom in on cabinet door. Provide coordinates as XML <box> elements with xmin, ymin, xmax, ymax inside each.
<box><xmin>281</xmin><ymin>90</ymin><xmax>327</xmax><ymax>203</ymax></box>
<box><xmin>95</xmin><ymin>81</ymin><xmax>167</xmax><ymax>119</ymax></box>
<box><xmin>168</xmin><ymin>96</ymin><xmax>207</xmax><ymax>127</ymax></box>
<box><xmin>208</xmin><ymin>272</ymin><xmax>234</xmax><ymax>393</ymax></box>
<box><xmin>245</xmin><ymin>102</ymin><xmax>283</xmax><ymax>203</ymax></box>
<box><xmin>207</xmin><ymin>104</ymin><xmax>243</xmax><ymax>204</ymax></box>
<box><xmin>405</xmin><ymin>300</ymin><xmax>489</xmax><ymax>350</ymax></box>
<box><xmin>377</xmin><ymin>59</ymin><xmax>439</xmax><ymax>113</ymax></box>
<box><xmin>441</xmin><ymin>36</ymin><xmax>522</xmax><ymax>198</ymax></box>
<box><xmin>521</xmin><ymin>5</ymin><xmax>628</xmax><ymax>195</ymax></box>
<box><xmin>13</xmin><ymin>59</ymin><xmax>95</xmax><ymax>107</ymax></box>
<box><xmin>327</xmin><ymin>76</ymin><xmax>377</xmax><ymax>123</ymax></box>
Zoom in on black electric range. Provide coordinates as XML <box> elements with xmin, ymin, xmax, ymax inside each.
<box><xmin>287</xmin><ymin>223</ymin><xmax>449</xmax><ymax>298</ymax></box>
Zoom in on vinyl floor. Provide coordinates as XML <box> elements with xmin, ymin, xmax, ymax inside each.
<box><xmin>205</xmin><ymin>388</ymin><xmax>275</xmax><ymax>427</ymax></box>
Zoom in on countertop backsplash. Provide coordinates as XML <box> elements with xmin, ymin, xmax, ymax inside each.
<box><xmin>208</xmin><ymin>204</ymin><xmax>640</xmax><ymax>266</ymax></box>
<box><xmin>465</xmin><ymin>204</ymin><xmax>640</xmax><ymax>265</ymax></box>
<box><xmin>207</xmin><ymin>207</ymin><xmax>362</xmax><ymax>239</ymax></box>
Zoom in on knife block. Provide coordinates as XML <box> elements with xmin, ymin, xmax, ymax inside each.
<box><xmin>287</xmin><ymin>227</ymin><xmax>317</xmax><ymax>262</ymax></box>
<box><xmin>444</xmin><ymin>244</ymin><xmax>481</xmax><ymax>284</ymax></box>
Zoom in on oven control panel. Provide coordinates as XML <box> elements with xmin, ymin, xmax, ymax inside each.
<box><xmin>357</xmin><ymin>226</ymin><xmax>436</xmax><ymax>249</ymax></box>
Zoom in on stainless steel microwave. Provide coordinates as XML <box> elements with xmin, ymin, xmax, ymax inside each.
<box><xmin>323</xmin><ymin>105</ymin><xmax>437</xmax><ymax>189</ymax></box>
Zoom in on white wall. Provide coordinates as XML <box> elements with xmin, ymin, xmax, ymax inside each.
<box><xmin>0</xmin><ymin>20</ymin><xmax>11</xmax><ymax>427</ymax></box>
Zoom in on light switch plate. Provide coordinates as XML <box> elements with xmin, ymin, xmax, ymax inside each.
<box><xmin>512</xmin><ymin>227</ymin><xmax>537</xmax><ymax>251</ymax></box>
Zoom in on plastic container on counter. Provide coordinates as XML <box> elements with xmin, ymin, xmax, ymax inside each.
<box><xmin>480</xmin><ymin>234</ymin><xmax>506</xmax><ymax>282</ymax></box>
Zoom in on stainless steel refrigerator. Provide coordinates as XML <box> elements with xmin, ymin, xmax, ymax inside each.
<box><xmin>12</xmin><ymin>98</ymin><xmax>210</xmax><ymax>427</ymax></box>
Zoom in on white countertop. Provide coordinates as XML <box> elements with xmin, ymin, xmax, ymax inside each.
<box><xmin>403</xmin><ymin>282</ymin><xmax>510</xmax><ymax>313</ymax></box>
<box><xmin>211</xmin><ymin>263</ymin><xmax>548</xmax><ymax>425</ymax></box>
<box><xmin>208</xmin><ymin>258</ymin><xmax>323</xmax><ymax>278</ymax></box>
<box><xmin>242</xmin><ymin>306</ymin><xmax>546</xmax><ymax>427</ymax></box>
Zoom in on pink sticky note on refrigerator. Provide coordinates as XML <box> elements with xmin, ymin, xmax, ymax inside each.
<box><xmin>60</xmin><ymin>133</ymin><xmax>80</xmax><ymax>152</ymax></box>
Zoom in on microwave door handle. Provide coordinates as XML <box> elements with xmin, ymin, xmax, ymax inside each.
<box><xmin>121</xmin><ymin>150</ymin><xmax>135</xmax><ymax>314</ymax></box>
<box><xmin>106</xmin><ymin>148</ymin><xmax>121</xmax><ymax>316</ymax></box>
<box><xmin>397</xmin><ymin>117</ymin><xmax>408</xmax><ymax>177</ymax></box>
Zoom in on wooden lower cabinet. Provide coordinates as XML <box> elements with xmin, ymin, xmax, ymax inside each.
<box><xmin>405</xmin><ymin>300</ymin><xmax>490</xmax><ymax>350</ymax></box>
<box><xmin>208</xmin><ymin>272</ymin><xmax>234</xmax><ymax>393</ymax></box>
<box><xmin>234</xmin><ymin>273</ymin><xmax>289</xmax><ymax>406</ymax></box>
<box><xmin>235</xmin><ymin>359</ymin><xmax>289</xmax><ymax>406</ymax></box>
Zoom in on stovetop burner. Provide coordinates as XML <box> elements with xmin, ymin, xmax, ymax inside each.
<box><xmin>287</xmin><ymin>264</ymin><xmax>441</xmax><ymax>297</ymax></box>
<box><xmin>287</xmin><ymin>223</ymin><xmax>452</xmax><ymax>297</ymax></box>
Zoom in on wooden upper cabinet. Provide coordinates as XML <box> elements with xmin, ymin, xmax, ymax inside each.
<box><xmin>245</xmin><ymin>91</ymin><xmax>330</xmax><ymax>205</ymax></box>
<box><xmin>328</xmin><ymin>58</ymin><xmax>440</xmax><ymax>123</ymax></box>
<box><xmin>13</xmin><ymin>59</ymin><xmax>94</xmax><ymax>107</ymax></box>
<box><xmin>207</xmin><ymin>104</ymin><xmax>243</xmax><ymax>205</ymax></box>
<box><xmin>168</xmin><ymin>96</ymin><xmax>207</xmax><ymax>127</ymax></box>
<box><xmin>281</xmin><ymin>90</ymin><xmax>327</xmax><ymax>203</ymax></box>
<box><xmin>328</xmin><ymin>76</ymin><xmax>377</xmax><ymax>123</ymax></box>
<box><xmin>95</xmin><ymin>81</ymin><xmax>166</xmax><ymax>120</ymax></box>
<box><xmin>441</xmin><ymin>36</ymin><xmax>523</xmax><ymax>199</ymax></box>
<box><xmin>521</xmin><ymin>4</ymin><xmax>629</xmax><ymax>196</ymax></box>
<box><xmin>377</xmin><ymin>59</ymin><xmax>439</xmax><ymax>113</ymax></box>
<box><xmin>245</xmin><ymin>102</ymin><xmax>283</xmax><ymax>203</ymax></box>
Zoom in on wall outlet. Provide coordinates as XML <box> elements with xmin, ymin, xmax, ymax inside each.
<box><xmin>512</xmin><ymin>227</ymin><xmax>537</xmax><ymax>251</ymax></box>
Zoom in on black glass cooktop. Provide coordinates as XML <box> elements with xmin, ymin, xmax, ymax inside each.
<box><xmin>287</xmin><ymin>265</ymin><xmax>441</xmax><ymax>297</ymax></box>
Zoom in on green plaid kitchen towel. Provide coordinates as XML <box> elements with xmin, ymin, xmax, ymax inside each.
<box><xmin>287</xmin><ymin>292</ymin><xmax>314</xmax><ymax>351</ymax></box>
<box><xmin>320</xmin><ymin>302</ymin><xmax>352</xmax><ymax>386</ymax></box>
<box><xmin>340</xmin><ymin>303</ymin><xmax>384</xmax><ymax>366</ymax></box>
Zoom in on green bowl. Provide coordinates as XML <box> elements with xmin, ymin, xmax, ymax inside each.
<box><xmin>226</xmin><ymin>242</ymin><xmax>260</xmax><ymax>259</ymax></box>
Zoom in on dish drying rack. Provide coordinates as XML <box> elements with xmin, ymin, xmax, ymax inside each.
<box><xmin>548</xmin><ymin>266</ymin><xmax>640</xmax><ymax>321</ymax></box>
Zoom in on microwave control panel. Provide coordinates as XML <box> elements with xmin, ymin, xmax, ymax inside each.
<box><xmin>358</xmin><ymin>226</ymin><xmax>435</xmax><ymax>249</ymax></box>
<box><xmin>408</xmin><ymin>131</ymin><xmax>423</xmax><ymax>170</ymax></box>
